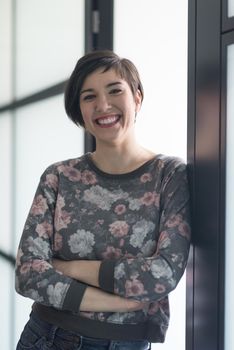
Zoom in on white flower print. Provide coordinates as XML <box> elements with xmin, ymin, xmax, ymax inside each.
<box><xmin>84</xmin><ymin>185</ymin><xmax>128</xmax><ymax>210</ymax></box>
<box><xmin>68</xmin><ymin>229</ymin><xmax>95</xmax><ymax>257</ymax></box>
<box><xmin>47</xmin><ymin>282</ymin><xmax>69</xmax><ymax>307</ymax></box>
<box><xmin>28</xmin><ymin>237</ymin><xmax>50</xmax><ymax>258</ymax></box>
<box><xmin>107</xmin><ymin>312</ymin><xmax>135</xmax><ymax>323</ymax></box>
<box><xmin>130</xmin><ymin>220</ymin><xmax>155</xmax><ymax>248</ymax></box>
<box><xmin>128</xmin><ymin>197</ymin><xmax>142</xmax><ymax>211</ymax></box>
<box><xmin>114</xmin><ymin>262</ymin><xmax>125</xmax><ymax>280</ymax></box>
<box><xmin>25</xmin><ymin>289</ymin><xmax>44</xmax><ymax>303</ymax></box>
<box><xmin>132</xmin><ymin>219</ymin><xmax>155</xmax><ymax>236</ymax></box>
<box><xmin>141</xmin><ymin>239</ymin><xmax>156</xmax><ymax>256</ymax></box>
<box><xmin>150</xmin><ymin>260</ymin><xmax>173</xmax><ymax>279</ymax></box>
<box><xmin>130</xmin><ymin>232</ymin><xmax>146</xmax><ymax>248</ymax></box>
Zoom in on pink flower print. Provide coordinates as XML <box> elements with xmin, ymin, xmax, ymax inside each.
<box><xmin>166</xmin><ymin>214</ymin><xmax>183</xmax><ymax>228</ymax></box>
<box><xmin>141</xmin><ymin>192</ymin><xmax>156</xmax><ymax>206</ymax></box>
<box><xmin>32</xmin><ymin>259</ymin><xmax>50</xmax><ymax>273</ymax></box>
<box><xmin>140</xmin><ymin>173</ymin><xmax>152</xmax><ymax>183</ymax></box>
<box><xmin>178</xmin><ymin>222</ymin><xmax>191</xmax><ymax>240</ymax></box>
<box><xmin>20</xmin><ymin>261</ymin><xmax>32</xmax><ymax>274</ymax></box>
<box><xmin>59</xmin><ymin>165</ymin><xmax>81</xmax><ymax>182</ymax></box>
<box><xmin>81</xmin><ymin>170</ymin><xmax>97</xmax><ymax>185</ymax></box>
<box><xmin>125</xmin><ymin>278</ymin><xmax>147</xmax><ymax>297</ymax></box>
<box><xmin>114</xmin><ymin>204</ymin><xmax>126</xmax><ymax>215</ymax></box>
<box><xmin>36</xmin><ymin>221</ymin><xmax>53</xmax><ymax>238</ymax></box>
<box><xmin>119</xmin><ymin>238</ymin><xmax>125</xmax><ymax>247</ymax></box>
<box><xmin>54</xmin><ymin>232</ymin><xmax>63</xmax><ymax>251</ymax></box>
<box><xmin>154</xmin><ymin>283</ymin><xmax>166</xmax><ymax>294</ymax></box>
<box><xmin>55</xmin><ymin>209</ymin><xmax>71</xmax><ymax>231</ymax></box>
<box><xmin>109</xmin><ymin>221</ymin><xmax>129</xmax><ymax>238</ymax></box>
<box><xmin>154</xmin><ymin>193</ymin><xmax>160</xmax><ymax>208</ymax></box>
<box><xmin>157</xmin><ymin>159</ymin><xmax>164</xmax><ymax>170</ymax></box>
<box><xmin>148</xmin><ymin>302</ymin><xmax>159</xmax><ymax>315</ymax></box>
<box><xmin>69</xmin><ymin>158</ymin><xmax>80</xmax><ymax>167</ymax></box>
<box><xmin>56</xmin><ymin>194</ymin><xmax>65</xmax><ymax>210</ymax></box>
<box><xmin>16</xmin><ymin>248</ymin><xmax>23</xmax><ymax>266</ymax></box>
<box><xmin>31</xmin><ymin>195</ymin><xmax>48</xmax><ymax>216</ymax></box>
<box><xmin>158</xmin><ymin>231</ymin><xmax>170</xmax><ymax>245</ymax></box>
<box><xmin>102</xmin><ymin>246</ymin><xmax>122</xmax><ymax>259</ymax></box>
<box><xmin>45</xmin><ymin>174</ymin><xmax>58</xmax><ymax>191</ymax></box>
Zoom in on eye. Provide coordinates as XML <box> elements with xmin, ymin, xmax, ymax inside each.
<box><xmin>109</xmin><ymin>88</ymin><xmax>122</xmax><ymax>95</ymax></box>
<box><xmin>82</xmin><ymin>94</ymin><xmax>96</xmax><ymax>102</ymax></box>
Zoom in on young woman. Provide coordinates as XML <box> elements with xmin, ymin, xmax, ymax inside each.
<box><xmin>15</xmin><ymin>50</ymin><xmax>191</xmax><ymax>350</ymax></box>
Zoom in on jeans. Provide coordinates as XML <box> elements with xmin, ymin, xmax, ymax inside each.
<box><xmin>16</xmin><ymin>311</ymin><xmax>150</xmax><ymax>350</ymax></box>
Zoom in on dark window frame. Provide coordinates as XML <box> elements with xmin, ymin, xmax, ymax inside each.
<box><xmin>222</xmin><ymin>0</ymin><xmax>234</xmax><ymax>33</ymax></box>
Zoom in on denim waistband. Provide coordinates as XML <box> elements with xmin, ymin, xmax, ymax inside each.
<box><xmin>27</xmin><ymin>310</ymin><xmax>150</xmax><ymax>350</ymax></box>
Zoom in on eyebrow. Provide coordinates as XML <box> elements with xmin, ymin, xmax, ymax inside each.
<box><xmin>80</xmin><ymin>81</ymin><xmax>122</xmax><ymax>95</ymax></box>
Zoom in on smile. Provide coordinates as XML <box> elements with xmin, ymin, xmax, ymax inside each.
<box><xmin>95</xmin><ymin>115</ymin><xmax>121</xmax><ymax>127</ymax></box>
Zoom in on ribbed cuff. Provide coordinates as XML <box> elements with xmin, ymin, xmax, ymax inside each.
<box><xmin>99</xmin><ymin>260</ymin><xmax>115</xmax><ymax>293</ymax></box>
<box><xmin>63</xmin><ymin>280</ymin><xmax>87</xmax><ymax>313</ymax></box>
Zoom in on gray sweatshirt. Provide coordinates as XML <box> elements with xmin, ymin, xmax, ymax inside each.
<box><xmin>15</xmin><ymin>153</ymin><xmax>191</xmax><ymax>343</ymax></box>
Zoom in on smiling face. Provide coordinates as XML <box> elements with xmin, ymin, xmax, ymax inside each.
<box><xmin>79</xmin><ymin>68</ymin><xmax>142</xmax><ymax>147</ymax></box>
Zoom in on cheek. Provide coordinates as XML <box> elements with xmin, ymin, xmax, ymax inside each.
<box><xmin>80</xmin><ymin>105</ymin><xmax>90</xmax><ymax>121</ymax></box>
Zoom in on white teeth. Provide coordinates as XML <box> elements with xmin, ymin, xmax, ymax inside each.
<box><xmin>97</xmin><ymin>115</ymin><xmax>119</xmax><ymax>125</ymax></box>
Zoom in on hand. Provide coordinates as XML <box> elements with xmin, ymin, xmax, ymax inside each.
<box><xmin>52</xmin><ymin>258</ymin><xmax>101</xmax><ymax>287</ymax></box>
<box><xmin>52</xmin><ymin>259</ymin><xmax>74</xmax><ymax>277</ymax></box>
<box><xmin>79</xmin><ymin>286</ymin><xmax>150</xmax><ymax>313</ymax></box>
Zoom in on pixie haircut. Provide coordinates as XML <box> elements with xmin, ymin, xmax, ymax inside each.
<box><xmin>64</xmin><ymin>50</ymin><xmax>144</xmax><ymax>127</ymax></box>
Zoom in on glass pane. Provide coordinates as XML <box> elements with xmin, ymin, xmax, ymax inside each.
<box><xmin>0</xmin><ymin>260</ymin><xmax>13</xmax><ymax>350</ymax></box>
<box><xmin>13</xmin><ymin>95</ymin><xmax>84</xmax><ymax>347</ymax></box>
<box><xmin>16</xmin><ymin>0</ymin><xmax>84</xmax><ymax>98</ymax></box>
<box><xmin>114</xmin><ymin>1</ymin><xmax>188</xmax><ymax>349</ymax></box>
<box><xmin>225</xmin><ymin>43</ymin><xmax>234</xmax><ymax>350</ymax></box>
<box><xmin>0</xmin><ymin>112</ymin><xmax>12</xmax><ymax>252</ymax></box>
<box><xmin>0</xmin><ymin>113</ymin><xmax>13</xmax><ymax>350</ymax></box>
<box><xmin>228</xmin><ymin>0</ymin><xmax>234</xmax><ymax>17</ymax></box>
<box><xmin>0</xmin><ymin>0</ymin><xmax>12</xmax><ymax>104</ymax></box>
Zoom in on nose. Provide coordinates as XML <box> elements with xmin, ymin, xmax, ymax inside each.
<box><xmin>95</xmin><ymin>94</ymin><xmax>111</xmax><ymax>112</ymax></box>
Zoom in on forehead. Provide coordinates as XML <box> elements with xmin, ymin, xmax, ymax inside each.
<box><xmin>81</xmin><ymin>68</ymin><xmax>127</xmax><ymax>89</ymax></box>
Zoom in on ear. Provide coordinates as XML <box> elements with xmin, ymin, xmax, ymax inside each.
<box><xmin>134</xmin><ymin>89</ymin><xmax>142</xmax><ymax>113</ymax></box>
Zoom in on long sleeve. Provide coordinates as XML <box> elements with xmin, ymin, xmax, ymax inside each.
<box><xmin>98</xmin><ymin>158</ymin><xmax>191</xmax><ymax>302</ymax></box>
<box><xmin>15</xmin><ymin>164</ymin><xmax>87</xmax><ymax>312</ymax></box>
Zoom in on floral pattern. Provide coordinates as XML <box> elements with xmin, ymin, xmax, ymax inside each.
<box><xmin>15</xmin><ymin>153</ymin><xmax>191</xmax><ymax>337</ymax></box>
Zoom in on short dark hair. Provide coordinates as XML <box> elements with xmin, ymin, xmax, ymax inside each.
<box><xmin>64</xmin><ymin>50</ymin><xmax>144</xmax><ymax>127</ymax></box>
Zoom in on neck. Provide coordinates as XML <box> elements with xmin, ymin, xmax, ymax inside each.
<box><xmin>91</xmin><ymin>140</ymin><xmax>156</xmax><ymax>174</ymax></box>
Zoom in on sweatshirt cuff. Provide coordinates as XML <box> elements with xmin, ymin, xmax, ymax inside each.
<box><xmin>63</xmin><ymin>280</ymin><xmax>87</xmax><ymax>313</ymax></box>
<box><xmin>99</xmin><ymin>259</ymin><xmax>115</xmax><ymax>293</ymax></box>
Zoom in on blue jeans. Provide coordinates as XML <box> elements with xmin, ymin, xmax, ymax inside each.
<box><xmin>16</xmin><ymin>311</ymin><xmax>150</xmax><ymax>350</ymax></box>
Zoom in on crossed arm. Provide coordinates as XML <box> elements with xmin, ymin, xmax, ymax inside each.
<box><xmin>52</xmin><ymin>259</ymin><xmax>147</xmax><ymax>313</ymax></box>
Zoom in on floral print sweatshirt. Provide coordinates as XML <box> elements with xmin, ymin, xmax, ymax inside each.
<box><xmin>15</xmin><ymin>153</ymin><xmax>191</xmax><ymax>343</ymax></box>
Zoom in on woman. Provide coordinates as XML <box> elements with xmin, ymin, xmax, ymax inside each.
<box><xmin>15</xmin><ymin>50</ymin><xmax>191</xmax><ymax>350</ymax></box>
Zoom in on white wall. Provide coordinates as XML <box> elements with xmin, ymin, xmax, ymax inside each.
<box><xmin>114</xmin><ymin>1</ymin><xmax>188</xmax><ymax>348</ymax></box>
